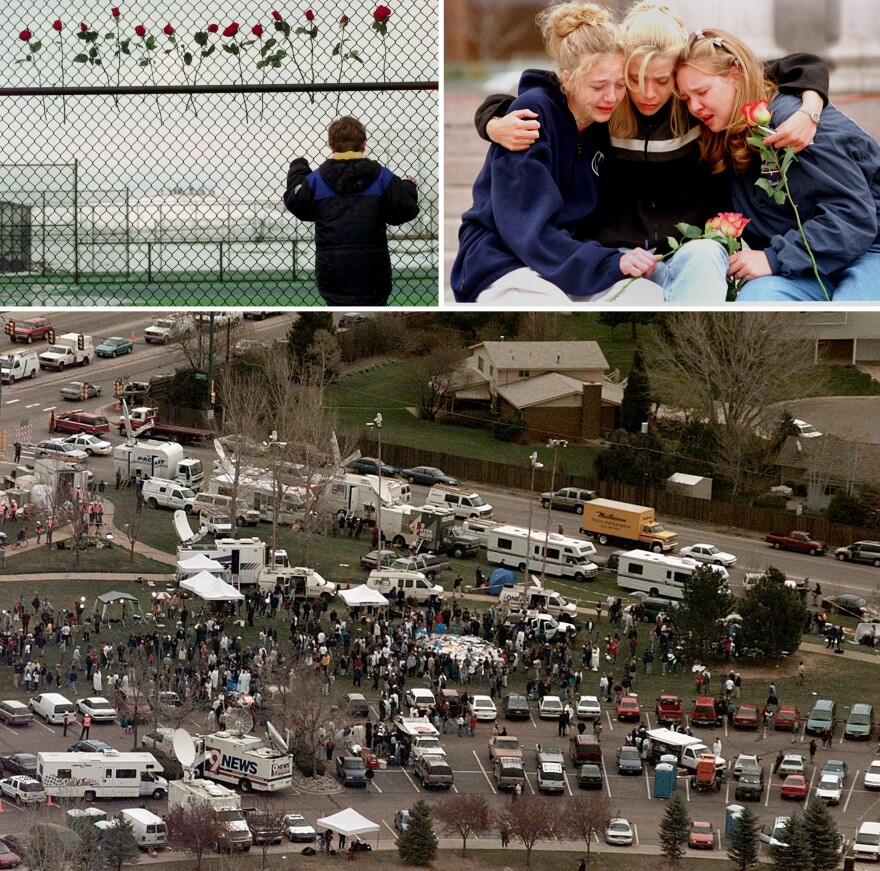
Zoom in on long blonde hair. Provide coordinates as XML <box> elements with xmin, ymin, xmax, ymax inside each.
<box><xmin>674</xmin><ymin>28</ymin><xmax>777</xmax><ymax>174</ymax></box>
<box><xmin>612</xmin><ymin>1</ymin><xmax>690</xmax><ymax>139</ymax></box>
<box><xmin>536</xmin><ymin>2</ymin><xmax>621</xmax><ymax>94</ymax></box>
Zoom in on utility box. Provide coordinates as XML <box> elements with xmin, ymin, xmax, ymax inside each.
<box><xmin>654</xmin><ymin>762</ymin><xmax>676</xmax><ymax>798</ymax></box>
<box><xmin>726</xmin><ymin>804</ymin><xmax>744</xmax><ymax>837</ymax></box>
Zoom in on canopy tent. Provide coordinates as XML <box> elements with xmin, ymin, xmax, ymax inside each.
<box><xmin>91</xmin><ymin>590</ymin><xmax>143</xmax><ymax>624</ymax></box>
<box><xmin>177</xmin><ymin>554</ymin><xmax>225</xmax><ymax>573</ymax></box>
<box><xmin>317</xmin><ymin>807</ymin><xmax>380</xmax><ymax>845</ymax></box>
<box><xmin>338</xmin><ymin>585</ymin><xmax>389</xmax><ymax>608</ymax></box>
<box><xmin>180</xmin><ymin>570</ymin><xmax>244</xmax><ymax>601</ymax></box>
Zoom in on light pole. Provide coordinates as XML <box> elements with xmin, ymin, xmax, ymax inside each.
<box><xmin>641</xmin><ymin>421</ymin><xmax>649</xmax><ymax>505</ymax></box>
<box><xmin>541</xmin><ymin>439</ymin><xmax>568</xmax><ymax>581</ymax></box>
<box><xmin>524</xmin><ymin>451</ymin><xmax>543</xmax><ymax>592</ymax></box>
<box><xmin>367</xmin><ymin>413</ymin><xmax>383</xmax><ymax>549</ymax></box>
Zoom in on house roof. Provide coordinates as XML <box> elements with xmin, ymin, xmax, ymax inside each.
<box><xmin>497</xmin><ymin>373</ymin><xmax>585</xmax><ymax>409</ymax></box>
<box><xmin>777</xmin><ymin>435</ymin><xmax>880</xmax><ymax>486</ymax></box>
<box><xmin>472</xmin><ymin>341</ymin><xmax>608</xmax><ymax>371</ymax></box>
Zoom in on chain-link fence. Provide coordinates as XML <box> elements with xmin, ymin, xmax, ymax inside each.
<box><xmin>0</xmin><ymin>1</ymin><xmax>438</xmax><ymax>306</ymax></box>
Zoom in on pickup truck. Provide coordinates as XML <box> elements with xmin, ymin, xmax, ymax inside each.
<box><xmin>118</xmin><ymin>406</ymin><xmax>212</xmax><ymax>445</ymax></box>
<box><xmin>335</xmin><ymin>756</ymin><xmax>368</xmax><ymax>787</ymax></box>
<box><xmin>437</xmin><ymin>527</ymin><xmax>480</xmax><ymax>559</ymax></box>
<box><xmin>765</xmin><ymin>531</ymin><xmax>827</xmax><ymax>556</ymax></box>
<box><xmin>390</xmin><ymin>553</ymin><xmax>450</xmax><ymax>580</ymax></box>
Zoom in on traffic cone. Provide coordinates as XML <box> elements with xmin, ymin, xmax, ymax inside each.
<box><xmin>46</xmin><ymin>794</ymin><xmax>54</xmax><ymax>807</ymax></box>
<box><xmin>0</xmin><ymin>799</ymin><xmax>4</xmax><ymax>813</ymax></box>
<box><xmin>131</xmin><ymin>333</ymin><xmax>136</xmax><ymax>343</ymax></box>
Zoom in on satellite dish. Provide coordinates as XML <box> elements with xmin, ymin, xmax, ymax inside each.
<box><xmin>266</xmin><ymin>720</ymin><xmax>288</xmax><ymax>754</ymax></box>
<box><xmin>225</xmin><ymin>709</ymin><xmax>254</xmax><ymax>735</ymax></box>
<box><xmin>173</xmin><ymin>728</ymin><xmax>196</xmax><ymax>768</ymax></box>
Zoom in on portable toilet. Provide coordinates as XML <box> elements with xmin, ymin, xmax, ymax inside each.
<box><xmin>67</xmin><ymin>807</ymin><xmax>107</xmax><ymax>830</ymax></box>
<box><xmin>726</xmin><ymin>804</ymin><xmax>744</xmax><ymax>837</ymax></box>
<box><xmin>654</xmin><ymin>761</ymin><xmax>676</xmax><ymax>798</ymax></box>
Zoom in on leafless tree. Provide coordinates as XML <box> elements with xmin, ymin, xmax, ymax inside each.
<box><xmin>433</xmin><ymin>793</ymin><xmax>492</xmax><ymax>855</ymax></box>
<box><xmin>244</xmin><ymin>801</ymin><xmax>287</xmax><ymax>870</ymax></box>
<box><xmin>497</xmin><ymin>795</ymin><xmax>560</xmax><ymax>866</ymax></box>
<box><xmin>9</xmin><ymin>808</ymin><xmax>90</xmax><ymax>871</ymax></box>
<box><xmin>517</xmin><ymin>313</ymin><xmax>571</xmax><ymax>342</ymax></box>
<box><xmin>166</xmin><ymin>801</ymin><xmax>229</xmax><ymax>871</ymax></box>
<box><xmin>408</xmin><ymin>346</ymin><xmax>469</xmax><ymax>422</ymax></box>
<box><xmin>644</xmin><ymin>313</ymin><xmax>825</xmax><ymax>497</ymax></box>
<box><xmin>174</xmin><ymin>313</ymin><xmax>240</xmax><ymax>371</ymax></box>
<box><xmin>560</xmin><ymin>793</ymin><xmax>616</xmax><ymax>866</ymax></box>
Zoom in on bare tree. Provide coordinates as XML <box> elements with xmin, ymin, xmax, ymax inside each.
<box><xmin>10</xmin><ymin>813</ymin><xmax>87</xmax><ymax>871</ymax></box>
<box><xmin>560</xmin><ymin>793</ymin><xmax>615</xmax><ymax>866</ymax></box>
<box><xmin>166</xmin><ymin>801</ymin><xmax>228</xmax><ymax>871</ymax></box>
<box><xmin>244</xmin><ymin>801</ymin><xmax>287</xmax><ymax>870</ymax></box>
<box><xmin>498</xmin><ymin>795</ymin><xmax>560</xmax><ymax>866</ymax></box>
<box><xmin>644</xmin><ymin>313</ymin><xmax>824</xmax><ymax>497</ymax></box>
<box><xmin>433</xmin><ymin>794</ymin><xmax>492</xmax><ymax>855</ymax></box>
<box><xmin>408</xmin><ymin>346</ymin><xmax>469</xmax><ymax>422</ymax></box>
<box><xmin>517</xmin><ymin>313</ymin><xmax>571</xmax><ymax>342</ymax></box>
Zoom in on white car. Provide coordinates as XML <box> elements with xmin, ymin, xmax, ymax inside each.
<box><xmin>793</xmin><ymin>419</ymin><xmax>822</xmax><ymax>438</ymax></box>
<box><xmin>405</xmin><ymin>688</ymin><xmax>436</xmax><ymax>714</ymax></box>
<box><xmin>605</xmin><ymin>818</ymin><xmax>634</xmax><ymax>846</ymax></box>
<box><xmin>76</xmin><ymin>696</ymin><xmax>118</xmax><ymax>722</ymax></box>
<box><xmin>733</xmin><ymin>753</ymin><xmax>761</xmax><ymax>779</ymax></box>
<box><xmin>864</xmin><ymin>760</ymin><xmax>880</xmax><ymax>790</ymax></box>
<box><xmin>410</xmin><ymin>735</ymin><xmax>446</xmax><ymax>762</ymax></box>
<box><xmin>816</xmin><ymin>774</ymin><xmax>843</xmax><ymax>805</ymax></box>
<box><xmin>0</xmin><ymin>774</ymin><xmax>45</xmax><ymax>805</ymax></box>
<box><xmin>539</xmin><ymin>695</ymin><xmax>564</xmax><ymax>720</ymax></box>
<box><xmin>34</xmin><ymin>439</ymin><xmax>89</xmax><ymax>462</ymax></box>
<box><xmin>679</xmin><ymin>543</ymin><xmax>738</xmax><ymax>567</ymax></box>
<box><xmin>62</xmin><ymin>433</ymin><xmax>113</xmax><ymax>456</ymax></box>
<box><xmin>777</xmin><ymin>754</ymin><xmax>806</xmax><ymax>776</ymax></box>
<box><xmin>576</xmin><ymin>695</ymin><xmax>602</xmax><ymax>721</ymax></box>
<box><xmin>469</xmin><ymin>695</ymin><xmax>497</xmax><ymax>721</ymax></box>
<box><xmin>282</xmin><ymin>813</ymin><xmax>316</xmax><ymax>842</ymax></box>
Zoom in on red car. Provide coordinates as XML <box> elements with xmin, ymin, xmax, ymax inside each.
<box><xmin>8</xmin><ymin>316</ymin><xmax>53</xmax><ymax>344</ymax></box>
<box><xmin>617</xmin><ymin>695</ymin><xmax>641</xmax><ymax>722</ymax></box>
<box><xmin>655</xmin><ymin>694</ymin><xmax>683</xmax><ymax>724</ymax></box>
<box><xmin>733</xmin><ymin>705</ymin><xmax>759</xmax><ymax>730</ymax></box>
<box><xmin>774</xmin><ymin>705</ymin><xmax>800</xmax><ymax>732</ymax></box>
<box><xmin>781</xmin><ymin>774</ymin><xmax>809</xmax><ymax>800</ymax></box>
<box><xmin>688</xmin><ymin>821</ymin><xmax>716</xmax><ymax>850</ymax></box>
<box><xmin>691</xmin><ymin>696</ymin><xmax>721</xmax><ymax>727</ymax></box>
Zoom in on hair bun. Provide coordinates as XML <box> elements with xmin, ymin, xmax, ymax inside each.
<box><xmin>547</xmin><ymin>1</ymin><xmax>612</xmax><ymax>40</ymax></box>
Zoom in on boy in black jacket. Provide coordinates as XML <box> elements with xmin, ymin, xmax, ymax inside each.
<box><xmin>284</xmin><ymin>116</ymin><xmax>419</xmax><ymax>306</ymax></box>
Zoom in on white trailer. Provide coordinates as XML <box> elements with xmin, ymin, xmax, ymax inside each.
<box><xmin>37</xmin><ymin>751</ymin><xmax>168</xmax><ymax>800</ymax></box>
<box><xmin>375</xmin><ymin>503</ymin><xmax>457</xmax><ymax>549</ymax></box>
<box><xmin>195</xmin><ymin>725</ymin><xmax>292</xmax><ymax>793</ymax></box>
<box><xmin>167</xmin><ymin>779</ymin><xmax>252</xmax><ymax>851</ymax></box>
<box><xmin>322</xmin><ymin>472</ymin><xmax>411</xmax><ymax>517</ymax></box>
<box><xmin>113</xmin><ymin>440</ymin><xmax>204</xmax><ymax>490</ymax></box>
<box><xmin>209</xmin><ymin>470</ymin><xmax>306</xmax><ymax>524</ymax></box>
<box><xmin>616</xmin><ymin>549</ymin><xmax>730</xmax><ymax>600</ymax></box>
<box><xmin>487</xmin><ymin>525</ymin><xmax>599</xmax><ymax>582</ymax></box>
<box><xmin>258</xmin><ymin>566</ymin><xmax>337</xmax><ymax>602</ymax></box>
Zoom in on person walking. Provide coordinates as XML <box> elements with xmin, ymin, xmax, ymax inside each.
<box><xmin>62</xmin><ymin>712</ymin><xmax>70</xmax><ymax>737</ymax></box>
<box><xmin>809</xmin><ymin>739</ymin><xmax>817</xmax><ymax>764</ymax></box>
<box><xmin>797</xmin><ymin>661</ymin><xmax>806</xmax><ymax>686</ymax></box>
<box><xmin>80</xmin><ymin>714</ymin><xmax>91</xmax><ymax>739</ymax></box>
<box><xmin>773</xmin><ymin>750</ymin><xmax>784</xmax><ymax>774</ymax></box>
<box><xmin>578</xmin><ymin>859</ymin><xmax>586</xmax><ymax>871</ymax></box>
<box><xmin>501</xmin><ymin>827</ymin><xmax>510</xmax><ymax>848</ymax></box>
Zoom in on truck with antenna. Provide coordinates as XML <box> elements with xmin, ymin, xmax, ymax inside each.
<box><xmin>114</xmin><ymin>441</ymin><xmax>204</xmax><ymax>491</ymax></box>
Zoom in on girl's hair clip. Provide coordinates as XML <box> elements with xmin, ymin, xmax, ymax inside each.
<box><xmin>692</xmin><ymin>29</ymin><xmax>705</xmax><ymax>39</ymax></box>
<box><xmin>713</xmin><ymin>37</ymin><xmax>724</xmax><ymax>47</ymax></box>
<box><xmin>732</xmin><ymin>58</ymin><xmax>740</xmax><ymax>67</ymax></box>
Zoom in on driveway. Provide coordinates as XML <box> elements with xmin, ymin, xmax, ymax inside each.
<box><xmin>777</xmin><ymin>395</ymin><xmax>880</xmax><ymax>444</ymax></box>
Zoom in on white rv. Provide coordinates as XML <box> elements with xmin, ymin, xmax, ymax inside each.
<box><xmin>487</xmin><ymin>525</ymin><xmax>599</xmax><ymax>582</ymax></box>
<box><xmin>616</xmin><ymin>549</ymin><xmax>730</xmax><ymax>600</ymax></box>
<box><xmin>196</xmin><ymin>725</ymin><xmax>292</xmax><ymax>793</ymax></box>
<box><xmin>209</xmin><ymin>470</ymin><xmax>306</xmax><ymax>524</ymax></box>
<box><xmin>37</xmin><ymin>751</ymin><xmax>168</xmax><ymax>801</ymax></box>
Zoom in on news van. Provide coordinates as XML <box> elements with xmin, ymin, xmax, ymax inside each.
<box><xmin>196</xmin><ymin>725</ymin><xmax>293</xmax><ymax>793</ymax></box>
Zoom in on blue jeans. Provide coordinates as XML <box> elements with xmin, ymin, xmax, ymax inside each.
<box><xmin>736</xmin><ymin>243</ymin><xmax>880</xmax><ymax>302</ymax></box>
<box><xmin>651</xmin><ymin>239</ymin><xmax>729</xmax><ymax>303</ymax></box>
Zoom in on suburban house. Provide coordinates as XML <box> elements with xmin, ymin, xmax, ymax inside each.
<box><xmin>444</xmin><ymin>340</ymin><xmax>621</xmax><ymax>441</ymax></box>
<box><xmin>805</xmin><ymin>312</ymin><xmax>880</xmax><ymax>363</ymax></box>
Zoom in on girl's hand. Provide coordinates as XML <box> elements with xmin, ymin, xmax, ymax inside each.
<box><xmin>763</xmin><ymin>92</ymin><xmax>822</xmax><ymax>153</ymax></box>
<box><xmin>729</xmin><ymin>250</ymin><xmax>772</xmax><ymax>281</ymax></box>
<box><xmin>619</xmin><ymin>248</ymin><xmax>661</xmax><ymax>278</ymax></box>
<box><xmin>486</xmin><ymin>109</ymin><xmax>541</xmax><ymax>151</ymax></box>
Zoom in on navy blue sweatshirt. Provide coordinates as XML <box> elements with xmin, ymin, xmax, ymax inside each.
<box><xmin>733</xmin><ymin>94</ymin><xmax>880</xmax><ymax>280</ymax></box>
<box><xmin>451</xmin><ymin>71</ymin><xmax>625</xmax><ymax>302</ymax></box>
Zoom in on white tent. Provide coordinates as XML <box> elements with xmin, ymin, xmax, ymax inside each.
<box><xmin>180</xmin><ymin>570</ymin><xmax>244</xmax><ymax>601</ymax></box>
<box><xmin>338</xmin><ymin>585</ymin><xmax>389</xmax><ymax>608</ymax></box>
<box><xmin>177</xmin><ymin>554</ymin><xmax>225</xmax><ymax>573</ymax></box>
<box><xmin>317</xmin><ymin>807</ymin><xmax>380</xmax><ymax>844</ymax></box>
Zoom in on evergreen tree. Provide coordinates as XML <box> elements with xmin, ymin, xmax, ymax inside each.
<box><xmin>739</xmin><ymin>567</ymin><xmax>807</xmax><ymax>658</ymax></box>
<box><xmin>770</xmin><ymin>816</ymin><xmax>813</xmax><ymax>871</ymax></box>
<box><xmin>804</xmin><ymin>800</ymin><xmax>842</xmax><ymax>871</ymax></box>
<box><xmin>287</xmin><ymin>313</ymin><xmax>335</xmax><ymax>361</ymax></box>
<box><xmin>619</xmin><ymin>346</ymin><xmax>652</xmax><ymax>433</ymax></box>
<box><xmin>98</xmin><ymin>816</ymin><xmax>140</xmax><ymax>871</ymax></box>
<box><xmin>658</xmin><ymin>791</ymin><xmax>690</xmax><ymax>866</ymax></box>
<box><xmin>727</xmin><ymin>804</ymin><xmax>760</xmax><ymax>871</ymax></box>
<box><xmin>397</xmin><ymin>799</ymin><xmax>438</xmax><ymax>866</ymax></box>
<box><xmin>677</xmin><ymin>564</ymin><xmax>733</xmax><ymax>661</ymax></box>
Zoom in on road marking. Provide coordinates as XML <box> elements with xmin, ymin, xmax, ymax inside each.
<box><xmin>36</xmin><ymin>720</ymin><xmax>55</xmax><ymax>734</ymax></box>
<box><xmin>0</xmin><ymin>799</ymin><xmax>21</xmax><ymax>813</ymax></box>
<box><xmin>401</xmin><ymin>768</ymin><xmax>420</xmax><ymax>793</ymax></box>
<box><xmin>563</xmin><ymin>769</ymin><xmax>573</xmax><ymax>796</ymax></box>
<box><xmin>843</xmin><ymin>775</ymin><xmax>857</xmax><ymax>813</ymax></box>
<box><xmin>530</xmin><ymin>714</ymin><xmax>536</xmax><ymax>729</ymax></box>
<box><xmin>24</xmin><ymin>403</ymin><xmax>41</xmax><ymax>409</ymax></box>
<box><xmin>0</xmin><ymin>724</ymin><xmax>17</xmax><ymax>735</ymax></box>
<box><xmin>633</xmin><ymin>823</ymin><xmax>639</xmax><ymax>845</ymax></box>
<box><xmin>382</xmin><ymin>821</ymin><xmax>397</xmax><ymax>839</ymax></box>
<box><xmin>523</xmin><ymin>771</ymin><xmax>535</xmax><ymax>795</ymax></box>
<box><xmin>44</xmin><ymin>405</ymin><xmax>57</xmax><ymax>411</ymax></box>
<box><xmin>644</xmin><ymin>712</ymin><xmax>653</xmax><ymax>730</ymax></box>
<box><xmin>471</xmin><ymin>750</ymin><xmax>496</xmax><ymax>794</ymax></box>
<box><xmin>684</xmin><ymin>776</ymin><xmax>691</xmax><ymax>802</ymax></box>
<box><xmin>5</xmin><ymin>399</ymin><xmax>19</xmax><ymax>405</ymax></box>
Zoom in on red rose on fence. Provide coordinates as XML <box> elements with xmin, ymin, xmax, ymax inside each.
<box><xmin>207</xmin><ymin>23</ymin><xmax>219</xmax><ymax>32</ymax></box>
<box><xmin>111</xmin><ymin>7</ymin><xmax>120</xmax><ymax>17</ymax></box>
<box><xmin>163</xmin><ymin>24</ymin><xmax>174</xmax><ymax>35</ymax></box>
<box><xmin>271</xmin><ymin>11</ymin><xmax>282</xmax><ymax>21</ymax></box>
<box><xmin>373</xmin><ymin>6</ymin><xmax>391</xmax><ymax>23</ymax></box>
<box><xmin>222</xmin><ymin>22</ymin><xmax>240</xmax><ymax>37</ymax></box>
<box><xmin>18</xmin><ymin>29</ymin><xmax>32</xmax><ymax>41</ymax></box>
<box><xmin>52</xmin><ymin>19</ymin><xmax>62</xmax><ymax>30</ymax></box>
<box><xmin>134</xmin><ymin>24</ymin><xmax>146</xmax><ymax>37</ymax></box>
<box><xmin>305</xmin><ymin>9</ymin><xmax>315</xmax><ymax>20</ymax></box>
<box><xmin>251</xmin><ymin>24</ymin><xmax>264</xmax><ymax>37</ymax></box>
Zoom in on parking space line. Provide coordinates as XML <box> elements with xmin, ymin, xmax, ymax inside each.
<box><xmin>382</xmin><ymin>821</ymin><xmax>397</xmax><ymax>839</ymax></box>
<box><xmin>0</xmin><ymin>724</ymin><xmax>17</xmax><ymax>735</ymax></box>
<box><xmin>765</xmin><ymin>774</ymin><xmax>774</xmax><ymax>806</ymax></box>
<box><xmin>471</xmin><ymin>750</ymin><xmax>496</xmax><ymax>794</ymax></box>
<box><xmin>523</xmin><ymin>771</ymin><xmax>536</xmax><ymax>795</ymax></box>
<box><xmin>633</xmin><ymin>823</ymin><xmax>639</xmax><ymax>845</ymax></box>
<box><xmin>843</xmin><ymin>775</ymin><xmax>857</xmax><ymax>813</ymax></box>
<box><xmin>684</xmin><ymin>776</ymin><xmax>691</xmax><ymax>802</ymax></box>
<box><xmin>530</xmin><ymin>714</ymin><xmax>537</xmax><ymax>729</ymax></box>
<box><xmin>0</xmin><ymin>799</ymin><xmax>21</xmax><ymax>813</ymax></box>
<box><xmin>401</xmin><ymin>768</ymin><xmax>420</xmax><ymax>793</ymax></box>
<box><xmin>36</xmin><ymin>721</ymin><xmax>55</xmax><ymax>734</ymax></box>
<box><xmin>563</xmin><ymin>770</ymin><xmax>573</xmax><ymax>797</ymax></box>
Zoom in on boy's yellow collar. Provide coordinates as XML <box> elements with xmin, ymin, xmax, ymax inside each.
<box><xmin>331</xmin><ymin>151</ymin><xmax>366</xmax><ymax>160</ymax></box>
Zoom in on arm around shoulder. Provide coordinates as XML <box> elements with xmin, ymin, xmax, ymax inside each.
<box><xmin>382</xmin><ymin>174</ymin><xmax>419</xmax><ymax>225</ymax></box>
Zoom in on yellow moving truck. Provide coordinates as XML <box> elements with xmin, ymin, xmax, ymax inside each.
<box><xmin>579</xmin><ymin>498</ymin><xmax>677</xmax><ymax>552</ymax></box>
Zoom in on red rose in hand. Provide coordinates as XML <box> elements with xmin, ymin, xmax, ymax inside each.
<box><xmin>707</xmin><ymin>212</ymin><xmax>750</xmax><ymax>239</ymax></box>
<box><xmin>111</xmin><ymin>7</ymin><xmax>121</xmax><ymax>17</ymax></box>
<box><xmin>305</xmin><ymin>9</ymin><xmax>315</xmax><ymax>20</ymax></box>
<box><xmin>18</xmin><ymin>29</ymin><xmax>32</xmax><ymax>41</ymax></box>
<box><xmin>222</xmin><ymin>22</ymin><xmax>239</xmax><ymax>37</ymax></box>
<box><xmin>207</xmin><ymin>23</ymin><xmax>219</xmax><ymax>32</ymax></box>
<box><xmin>134</xmin><ymin>24</ymin><xmax>146</xmax><ymax>37</ymax></box>
<box><xmin>251</xmin><ymin>23</ymin><xmax>264</xmax><ymax>37</ymax></box>
<box><xmin>741</xmin><ymin>99</ymin><xmax>772</xmax><ymax>127</ymax></box>
<box><xmin>373</xmin><ymin>5</ymin><xmax>391</xmax><ymax>23</ymax></box>
<box><xmin>340</xmin><ymin>15</ymin><xmax>349</xmax><ymax>24</ymax></box>
<box><xmin>52</xmin><ymin>19</ymin><xmax>62</xmax><ymax>30</ymax></box>
<box><xmin>163</xmin><ymin>23</ymin><xmax>174</xmax><ymax>35</ymax></box>
<box><xmin>271</xmin><ymin>11</ymin><xmax>282</xmax><ymax>20</ymax></box>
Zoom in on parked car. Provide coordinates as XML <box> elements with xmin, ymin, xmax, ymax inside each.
<box><xmin>59</xmin><ymin>381</ymin><xmax>101</xmax><ymax>401</ymax></box>
<box><xmin>616</xmin><ymin>745</ymin><xmax>643</xmax><ymax>775</ymax></box>
<box><xmin>688</xmin><ymin>821</ymin><xmax>715</xmax><ymax>850</ymax></box>
<box><xmin>9</xmin><ymin>316</ymin><xmax>53</xmax><ymax>343</ymax></box>
<box><xmin>359</xmin><ymin>549</ymin><xmax>398</xmax><ymax>570</ymax></box>
<box><xmin>0</xmin><ymin>755</ymin><xmax>37</xmax><ymax>777</ymax></box>
<box><xmin>393</xmin><ymin>810</ymin><xmax>410</xmax><ymax>832</ymax></box>
<box><xmin>792</xmin><ymin>418</ymin><xmax>822</xmax><ymax>438</ymax></box>
<box><xmin>243</xmin><ymin>808</ymin><xmax>284</xmax><ymax>845</ymax></box>
<box><xmin>538</xmin><ymin>696</ymin><xmax>564</xmax><ymax>720</ymax></box>
<box><xmin>67</xmin><ymin>739</ymin><xmax>114</xmax><ymax>753</ymax></box>
<box><xmin>0</xmin><ymin>775</ymin><xmax>45</xmax><ymax>805</ymax></box>
<box><xmin>733</xmin><ymin>705</ymin><xmax>759</xmax><ymax>730</ymax></box>
<box><xmin>576</xmin><ymin>695</ymin><xmax>602</xmax><ymax>721</ymax></box>
<box><xmin>616</xmin><ymin>695</ymin><xmax>641</xmax><ymax>722</ymax></box>
<box><xmin>347</xmin><ymin>457</ymin><xmax>398</xmax><ymax>477</ymax></box>
<box><xmin>400</xmin><ymin>466</ymin><xmax>460</xmax><ymax>487</ymax></box>
<box><xmin>733</xmin><ymin>754</ymin><xmax>761</xmax><ymax>779</ymax></box>
<box><xmin>282</xmin><ymin>814</ymin><xmax>316</xmax><ymax>843</ymax></box>
<box><xmin>61</xmin><ymin>433</ymin><xmax>113</xmax><ymax>456</ymax></box>
<box><xmin>777</xmin><ymin>754</ymin><xmax>806</xmax><ymax>776</ymax></box>
<box><xmin>502</xmin><ymin>694</ymin><xmax>531</xmax><ymax>721</ymax></box>
<box><xmin>34</xmin><ymin>440</ymin><xmax>89</xmax><ymax>462</ymax></box>
<box><xmin>821</xmin><ymin>759</ymin><xmax>848</xmax><ymax>785</ymax></box>
<box><xmin>822</xmin><ymin>594</ymin><xmax>871</xmax><ymax>618</ymax></box>
<box><xmin>0</xmin><ymin>841</ymin><xmax>21</xmax><ymax>869</ymax></box>
<box><xmin>539</xmin><ymin>487</ymin><xmax>597</xmax><ymax>514</ymax></box>
<box><xmin>338</xmin><ymin>312</ymin><xmax>369</xmax><ymax>328</ymax></box>
<box><xmin>76</xmin><ymin>696</ymin><xmax>118</xmax><ymax>722</ymax></box>
<box><xmin>679</xmin><ymin>543</ymin><xmax>737</xmax><ymax>566</ymax></box>
<box><xmin>0</xmin><ymin>701</ymin><xmax>31</xmax><ymax>727</ymax></box>
<box><xmin>604</xmin><ymin>819</ymin><xmax>634</xmax><ymax>847</ymax></box>
<box><xmin>655</xmin><ymin>694</ymin><xmax>683</xmax><ymax>725</ymax></box>
<box><xmin>735</xmin><ymin>765</ymin><xmax>765</xmax><ymax>801</ymax></box>
<box><xmin>95</xmin><ymin>336</ymin><xmax>134</xmax><ymax>357</ymax></box>
<box><xmin>469</xmin><ymin>695</ymin><xmax>497</xmax><ymax>721</ymax></box>
<box><xmin>488</xmin><ymin>735</ymin><xmax>522</xmax><ymax>762</ymax></box>
<box><xmin>816</xmin><ymin>774</ymin><xmax>843</xmax><ymax>805</ymax></box>
<box><xmin>781</xmin><ymin>774</ymin><xmax>809</xmax><ymax>800</ymax></box>
<box><xmin>864</xmin><ymin>760</ymin><xmax>880</xmax><ymax>790</ymax></box>
<box><xmin>774</xmin><ymin>705</ymin><xmax>799</xmax><ymax>732</ymax></box>
<box><xmin>576</xmin><ymin>763</ymin><xmax>603</xmax><ymax>789</ymax></box>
